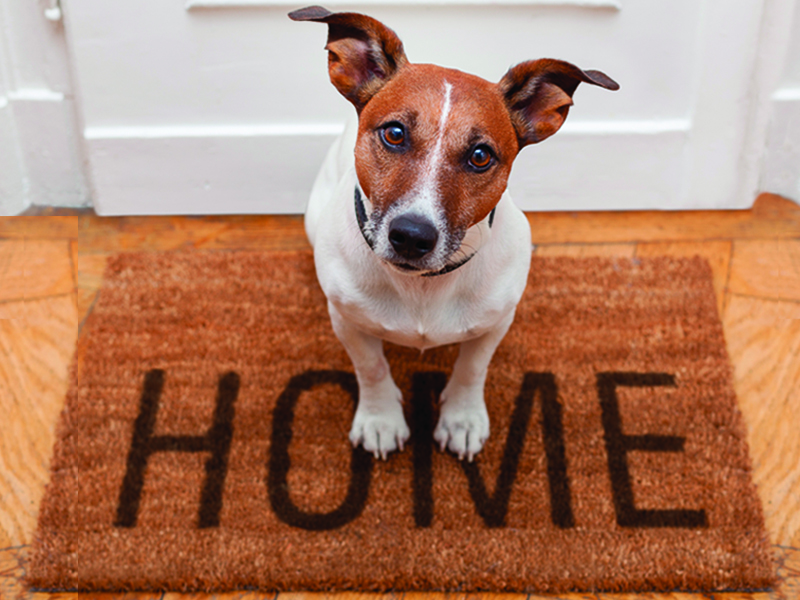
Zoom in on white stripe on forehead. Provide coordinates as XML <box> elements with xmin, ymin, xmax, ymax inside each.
<box><xmin>437</xmin><ymin>83</ymin><xmax>454</xmax><ymax>141</ymax></box>
<box><xmin>415</xmin><ymin>81</ymin><xmax>452</xmax><ymax>201</ymax></box>
<box><xmin>429</xmin><ymin>81</ymin><xmax>453</xmax><ymax>173</ymax></box>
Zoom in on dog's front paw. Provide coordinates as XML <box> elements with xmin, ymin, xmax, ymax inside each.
<box><xmin>349</xmin><ymin>382</ymin><xmax>410</xmax><ymax>460</ymax></box>
<box><xmin>434</xmin><ymin>385</ymin><xmax>489</xmax><ymax>462</ymax></box>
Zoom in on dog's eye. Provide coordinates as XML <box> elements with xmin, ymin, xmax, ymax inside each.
<box><xmin>380</xmin><ymin>123</ymin><xmax>406</xmax><ymax>148</ymax></box>
<box><xmin>468</xmin><ymin>145</ymin><xmax>494</xmax><ymax>171</ymax></box>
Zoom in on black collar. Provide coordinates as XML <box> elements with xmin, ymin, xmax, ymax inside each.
<box><xmin>354</xmin><ymin>186</ymin><xmax>495</xmax><ymax>278</ymax></box>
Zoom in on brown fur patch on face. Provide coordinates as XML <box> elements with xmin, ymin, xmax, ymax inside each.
<box><xmin>355</xmin><ymin>65</ymin><xmax>519</xmax><ymax>236</ymax></box>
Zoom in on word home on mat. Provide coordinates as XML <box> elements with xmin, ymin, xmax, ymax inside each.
<box><xmin>113</xmin><ymin>368</ymin><xmax>708</xmax><ymax>532</ymax></box>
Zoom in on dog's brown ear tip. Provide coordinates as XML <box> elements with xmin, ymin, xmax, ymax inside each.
<box><xmin>288</xmin><ymin>5</ymin><xmax>332</xmax><ymax>21</ymax></box>
<box><xmin>585</xmin><ymin>69</ymin><xmax>620</xmax><ymax>91</ymax></box>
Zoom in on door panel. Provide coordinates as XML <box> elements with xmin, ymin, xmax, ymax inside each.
<box><xmin>61</xmin><ymin>0</ymin><xmax>775</xmax><ymax>214</ymax></box>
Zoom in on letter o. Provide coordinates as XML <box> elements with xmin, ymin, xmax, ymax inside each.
<box><xmin>267</xmin><ymin>370</ymin><xmax>372</xmax><ymax>530</ymax></box>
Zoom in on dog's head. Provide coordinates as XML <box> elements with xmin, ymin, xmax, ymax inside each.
<box><xmin>290</xmin><ymin>6</ymin><xmax>618</xmax><ymax>275</ymax></box>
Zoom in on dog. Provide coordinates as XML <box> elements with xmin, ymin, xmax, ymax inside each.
<box><xmin>290</xmin><ymin>6</ymin><xmax>618</xmax><ymax>461</ymax></box>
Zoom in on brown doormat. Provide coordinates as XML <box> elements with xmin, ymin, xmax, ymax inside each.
<box><xmin>29</xmin><ymin>250</ymin><xmax>774</xmax><ymax>594</ymax></box>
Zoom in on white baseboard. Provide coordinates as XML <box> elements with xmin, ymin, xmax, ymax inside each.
<box><xmin>86</xmin><ymin>119</ymin><xmax>707</xmax><ymax>216</ymax></box>
<box><xmin>87</xmin><ymin>126</ymin><xmax>338</xmax><ymax>215</ymax></box>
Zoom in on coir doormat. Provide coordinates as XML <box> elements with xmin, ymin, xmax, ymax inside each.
<box><xmin>29</xmin><ymin>251</ymin><xmax>774</xmax><ymax>593</ymax></box>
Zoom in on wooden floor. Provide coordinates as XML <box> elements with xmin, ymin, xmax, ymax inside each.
<box><xmin>1</xmin><ymin>193</ymin><xmax>799</xmax><ymax>600</ymax></box>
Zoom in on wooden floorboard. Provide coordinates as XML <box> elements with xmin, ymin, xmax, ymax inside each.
<box><xmin>0</xmin><ymin>240</ymin><xmax>75</xmax><ymax>304</ymax></box>
<box><xmin>0</xmin><ymin>296</ymin><xmax>77</xmax><ymax>549</ymax></box>
<box><xmin>1</xmin><ymin>195</ymin><xmax>799</xmax><ymax>599</ymax></box>
<box><xmin>728</xmin><ymin>240</ymin><xmax>800</xmax><ymax>302</ymax></box>
<box><xmin>724</xmin><ymin>295</ymin><xmax>800</xmax><ymax>548</ymax></box>
<box><xmin>526</xmin><ymin>193</ymin><xmax>800</xmax><ymax>244</ymax></box>
<box><xmin>0</xmin><ymin>216</ymin><xmax>78</xmax><ymax>240</ymax></box>
<box><xmin>77</xmin><ymin>214</ymin><xmax>309</xmax><ymax>255</ymax></box>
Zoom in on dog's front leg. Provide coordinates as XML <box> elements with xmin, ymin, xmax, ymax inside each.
<box><xmin>434</xmin><ymin>311</ymin><xmax>516</xmax><ymax>461</ymax></box>
<box><xmin>328</xmin><ymin>302</ymin><xmax>410</xmax><ymax>459</ymax></box>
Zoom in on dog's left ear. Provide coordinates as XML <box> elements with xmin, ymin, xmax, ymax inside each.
<box><xmin>498</xmin><ymin>59</ymin><xmax>619</xmax><ymax>147</ymax></box>
<box><xmin>289</xmin><ymin>6</ymin><xmax>408</xmax><ymax>112</ymax></box>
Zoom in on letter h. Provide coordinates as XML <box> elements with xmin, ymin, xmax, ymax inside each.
<box><xmin>114</xmin><ymin>369</ymin><xmax>239</xmax><ymax>529</ymax></box>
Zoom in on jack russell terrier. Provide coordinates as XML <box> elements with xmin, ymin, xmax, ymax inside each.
<box><xmin>290</xmin><ymin>6</ymin><xmax>618</xmax><ymax>461</ymax></box>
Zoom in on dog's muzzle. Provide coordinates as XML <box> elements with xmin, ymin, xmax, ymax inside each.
<box><xmin>354</xmin><ymin>186</ymin><xmax>495</xmax><ymax>277</ymax></box>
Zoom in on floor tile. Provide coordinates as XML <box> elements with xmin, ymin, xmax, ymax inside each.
<box><xmin>78</xmin><ymin>215</ymin><xmax>239</xmax><ymax>253</ymax></box>
<box><xmin>0</xmin><ymin>216</ymin><xmax>78</xmax><ymax>240</ymax></box>
<box><xmin>728</xmin><ymin>240</ymin><xmax>800</xmax><ymax>302</ymax></box>
<box><xmin>527</xmin><ymin>193</ymin><xmax>800</xmax><ymax>244</ymax></box>
<box><xmin>724</xmin><ymin>295</ymin><xmax>800</xmax><ymax>547</ymax></box>
<box><xmin>0</xmin><ymin>296</ymin><xmax>78</xmax><ymax>547</ymax></box>
<box><xmin>0</xmin><ymin>240</ymin><xmax>74</xmax><ymax>303</ymax></box>
<box><xmin>196</xmin><ymin>216</ymin><xmax>309</xmax><ymax>251</ymax></box>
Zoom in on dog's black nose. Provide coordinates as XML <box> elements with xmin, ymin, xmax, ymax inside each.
<box><xmin>388</xmin><ymin>215</ymin><xmax>438</xmax><ymax>260</ymax></box>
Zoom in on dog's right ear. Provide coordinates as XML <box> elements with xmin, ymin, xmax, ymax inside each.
<box><xmin>289</xmin><ymin>6</ymin><xmax>408</xmax><ymax>112</ymax></box>
<box><xmin>498</xmin><ymin>59</ymin><xmax>619</xmax><ymax>147</ymax></box>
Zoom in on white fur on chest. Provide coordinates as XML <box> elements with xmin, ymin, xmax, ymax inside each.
<box><xmin>327</xmin><ymin>263</ymin><xmax>507</xmax><ymax>350</ymax></box>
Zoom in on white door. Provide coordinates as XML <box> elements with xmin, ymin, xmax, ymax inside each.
<box><xmin>760</xmin><ymin>0</ymin><xmax>800</xmax><ymax>201</ymax></box>
<box><xmin>60</xmin><ymin>0</ymin><xmax>794</xmax><ymax>215</ymax></box>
